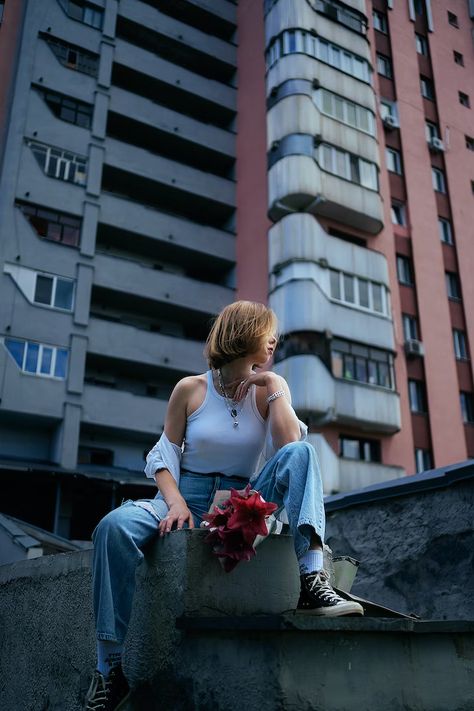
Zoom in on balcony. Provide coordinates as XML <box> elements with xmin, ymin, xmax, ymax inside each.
<box><xmin>274</xmin><ymin>355</ymin><xmax>401</xmax><ymax>433</ymax></box>
<box><xmin>109</xmin><ymin>87</ymin><xmax>235</xmax><ymax>163</ymax></box>
<box><xmin>93</xmin><ymin>252</ymin><xmax>233</xmax><ymax>317</ymax></box>
<box><xmin>105</xmin><ymin>138</ymin><xmax>235</xmax><ymax>210</ymax></box>
<box><xmin>268</xmin><ymin>154</ymin><xmax>383</xmax><ymax>233</ymax></box>
<box><xmin>81</xmin><ymin>384</ymin><xmax>167</xmax><ymax>436</ymax></box>
<box><xmin>114</xmin><ymin>39</ymin><xmax>236</xmax><ymax>116</ymax></box>
<box><xmin>265</xmin><ymin>0</ymin><xmax>370</xmax><ymax>59</ymax></box>
<box><xmin>118</xmin><ymin>0</ymin><xmax>236</xmax><ymax>82</ymax></box>
<box><xmin>98</xmin><ymin>193</ymin><xmax>235</xmax><ymax>265</ymax></box>
<box><xmin>338</xmin><ymin>458</ymin><xmax>405</xmax><ymax>492</ymax></box>
<box><xmin>87</xmin><ymin>317</ymin><xmax>206</xmax><ymax>374</ymax></box>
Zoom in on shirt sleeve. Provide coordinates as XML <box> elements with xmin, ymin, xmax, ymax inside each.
<box><xmin>144</xmin><ymin>432</ymin><xmax>183</xmax><ymax>485</ymax></box>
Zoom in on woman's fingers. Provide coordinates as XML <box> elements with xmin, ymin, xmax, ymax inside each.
<box><xmin>160</xmin><ymin>508</ymin><xmax>195</xmax><ymax>535</ymax></box>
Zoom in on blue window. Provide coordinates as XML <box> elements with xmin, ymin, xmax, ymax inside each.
<box><xmin>55</xmin><ymin>349</ymin><xmax>69</xmax><ymax>378</ymax></box>
<box><xmin>5</xmin><ymin>339</ymin><xmax>25</xmax><ymax>368</ymax></box>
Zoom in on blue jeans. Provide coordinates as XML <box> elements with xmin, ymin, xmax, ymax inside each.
<box><xmin>92</xmin><ymin>441</ymin><xmax>325</xmax><ymax>642</ymax></box>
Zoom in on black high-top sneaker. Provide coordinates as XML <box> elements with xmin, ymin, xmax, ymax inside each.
<box><xmin>84</xmin><ymin>664</ymin><xmax>130</xmax><ymax>711</ymax></box>
<box><xmin>298</xmin><ymin>569</ymin><xmax>364</xmax><ymax>616</ymax></box>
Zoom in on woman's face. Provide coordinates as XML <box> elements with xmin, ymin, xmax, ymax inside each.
<box><xmin>251</xmin><ymin>332</ymin><xmax>278</xmax><ymax>366</ymax></box>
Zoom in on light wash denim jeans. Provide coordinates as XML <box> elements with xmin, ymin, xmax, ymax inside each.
<box><xmin>92</xmin><ymin>441</ymin><xmax>325</xmax><ymax>643</ymax></box>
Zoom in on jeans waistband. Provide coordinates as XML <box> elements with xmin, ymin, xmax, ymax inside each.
<box><xmin>180</xmin><ymin>470</ymin><xmax>250</xmax><ymax>485</ymax></box>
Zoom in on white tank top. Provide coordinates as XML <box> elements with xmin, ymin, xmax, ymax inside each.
<box><xmin>180</xmin><ymin>370</ymin><xmax>267</xmax><ymax>478</ymax></box>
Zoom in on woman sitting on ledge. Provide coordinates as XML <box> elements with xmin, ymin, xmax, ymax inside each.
<box><xmin>85</xmin><ymin>300</ymin><xmax>363</xmax><ymax>711</ymax></box>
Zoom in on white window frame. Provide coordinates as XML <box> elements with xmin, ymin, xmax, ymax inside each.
<box><xmin>329</xmin><ymin>269</ymin><xmax>389</xmax><ymax>316</ymax></box>
<box><xmin>438</xmin><ymin>217</ymin><xmax>453</xmax><ymax>244</ymax></box>
<box><xmin>3</xmin><ymin>337</ymin><xmax>68</xmax><ymax>379</ymax></box>
<box><xmin>415</xmin><ymin>34</ymin><xmax>428</xmax><ymax>55</ymax></box>
<box><xmin>27</xmin><ymin>140</ymin><xmax>87</xmax><ymax>186</ymax></box>
<box><xmin>397</xmin><ymin>256</ymin><xmax>413</xmax><ymax>285</ymax></box>
<box><xmin>420</xmin><ymin>76</ymin><xmax>434</xmax><ymax>99</ymax></box>
<box><xmin>386</xmin><ymin>147</ymin><xmax>402</xmax><ymax>174</ymax></box>
<box><xmin>425</xmin><ymin>121</ymin><xmax>439</xmax><ymax>140</ymax></box>
<box><xmin>453</xmin><ymin>330</ymin><xmax>468</xmax><ymax>360</ymax></box>
<box><xmin>316</xmin><ymin>88</ymin><xmax>376</xmax><ymax>135</ymax></box>
<box><xmin>432</xmin><ymin>167</ymin><xmax>446</xmax><ymax>193</ymax></box>
<box><xmin>319</xmin><ymin>143</ymin><xmax>378</xmax><ymax>190</ymax></box>
<box><xmin>34</xmin><ymin>273</ymin><xmax>75</xmax><ymax>311</ymax></box>
<box><xmin>403</xmin><ymin>314</ymin><xmax>419</xmax><ymax>341</ymax></box>
<box><xmin>446</xmin><ymin>272</ymin><xmax>461</xmax><ymax>299</ymax></box>
<box><xmin>376</xmin><ymin>53</ymin><xmax>392</xmax><ymax>78</ymax></box>
<box><xmin>373</xmin><ymin>10</ymin><xmax>388</xmax><ymax>33</ymax></box>
<box><xmin>391</xmin><ymin>201</ymin><xmax>406</xmax><ymax>226</ymax></box>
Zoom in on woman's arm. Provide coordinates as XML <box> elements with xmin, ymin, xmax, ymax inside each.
<box><xmin>234</xmin><ymin>372</ymin><xmax>301</xmax><ymax>449</ymax></box>
<box><xmin>154</xmin><ymin>378</ymin><xmax>195</xmax><ymax>536</ymax></box>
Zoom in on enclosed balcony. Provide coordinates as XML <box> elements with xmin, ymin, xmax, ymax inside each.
<box><xmin>274</xmin><ymin>355</ymin><xmax>401</xmax><ymax>433</ymax></box>
<box><xmin>81</xmin><ymin>384</ymin><xmax>167</xmax><ymax>436</ymax></box>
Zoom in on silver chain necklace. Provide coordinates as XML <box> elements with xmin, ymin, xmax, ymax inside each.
<box><xmin>217</xmin><ymin>369</ymin><xmax>246</xmax><ymax>428</ymax></box>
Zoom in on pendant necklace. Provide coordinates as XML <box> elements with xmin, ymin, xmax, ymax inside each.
<box><xmin>217</xmin><ymin>369</ymin><xmax>247</xmax><ymax>428</ymax></box>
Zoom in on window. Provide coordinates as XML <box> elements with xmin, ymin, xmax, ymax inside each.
<box><xmin>415</xmin><ymin>448</ymin><xmax>433</xmax><ymax>473</ymax></box>
<box><xmin>318</xmin><ymin>143</ymin><xmax>378</xmax><ymax>190</ymax></box>
<box><xmin>4</xmin><ymin>338</ymin><xmax>68</xmax><ymax>379</ymax></box>
<box><xmin>340</xmin><ymin>436</ymin><xmax>381</xmax><ymax>462</ymax></box>
<box><xmin>314</xmin><ymin>0</ymin><xmax>367</xmax><ymax>34</ymax></box>
<box><xmin>329</xmin><ymin>270</ymin><xmax>389</xmax><ymax>315</ymax></box>
<box><xmin>459</xmin><ymin>92</ymin><xmax>470</xmax><ymax>108</ymax></box>
<box><xmin>43</xmin><ymin>35</ymin><xmax>99</xmax><ymax>77</ymax></box>
<box><xmin>453</xmin><ymin>330</ymin><xmax>468</xmax><ymax>360</ymax></box>
<box><xmin>17</xmin><ymin>202</ymin><xmax>81</xmax><ymax>247</ymax></box>
<box><xmin>266</xmin><ymin>31</ymin><xmax>372</xmax><ymax>83</ymax></box>
<box><xmin>58</xmin><ymin>0</ymin><xmax>103</xmax><ymax>29</ymax></box>
<box><xmin>316</xmin><ymin>88</ymin><xmax>375</xmax><ymax>135</ymax></box>
<box><xmin>460</xmin><ymin>392</ymin><xmax>474</xmax><ymax>423</ymax></box>
<box><xmin>376</xmin><ymin>53</ymin><xmax>392</xmax><ymax>78</ymax></box>
<box><xmin>447</xmin><ymin>11</ymin><xmax>459</xmax><ymax>28</ymax></box>
<box><xmin>472</xmin><ymin>181</ymin><xmax>474</xmax><ymax>194</ymax></box>
<box><xmin>27</xmin><ymin>140</ymin><xmax>87</xmax><ymax>186</ymax></box>
<box><xmin>391</xmin><ymin>201</ymin><xmax>406</xmax><ymax>226</ymax></box>
<box><xmin>403</xmin><ymin>314</ymin><xmax>419</xmax><ymax>341</ymax></box>
<box><xmin>432</xmin><ymin>167</ymin><xmax>446</xmax><ymax>193</ymax></box>
<box><xmin>466</xmin><ymin>136</ymin><xmax>474</xmax><ymax>151</ymax></box>
<box><xmin>78</xmin><ymin>447</ymin><xmax>114</xmax><ymax>466</ymax></box>
<box><xmin>415</xmin><ymin>34</ymin><xmax>428</xmax><ymax>55</ymax></box>
<box><xmin>380</xmin><ymin>100</ymin><xmax>397</xmax><ymax>121</ymax></box>
<box><xmin>331</xmin><ymin>339</ymin><xmax>395</xmax><ymax>390</ymax></box>
<box><xmin>409</xmin><ymin>379</ymin><xmax>427</xmax><ymax>413</ymax></box>
<box><xmin>446</xmin><ymin>271</ymin><xmax>461</xmax><ymax>299</ymax></box>
<box><xmin>34</xmin><ymin>274</ymin><xmax>74</xmax><ymax>311</ymax></box>
<box><xmin>438</xmin><ymin>217</ymin><xmax>453</xmax><ymax>244</ymax></box>
<box><xmin>386</xmin><ymin>147</ymin><xmax>402</xmax><ymax>174</ymax></box>
<box><xmin>454</xmin><ymin>51</ymin><xmax>464</xmax><ymax>66</ymax></box>
<box><xmin>373</xmin><ymin>10</ymin><xmax>388</xmax><ymax>33</ymax></box>
<box><xmin>397</xmin><ymin>255</ymin><xmax>414</xmax><ymax>286</ymax></box>
<box><xmin>36</xmin><ymin>88</ymin><xmax>93</xmax><ymax>129</ymax></box>
<box><xmin>425</xmin><ymin>121</ymin><xmax>439</xmax><ymax>141</ymax></box>
<box><xmin>0</xmin><ymin>1</ymin><xmax>4</xmax><ymax>24</ymax></box>
<box><xmin>420</xmin><ymin>76</ymin><xmax>434</xmax><ymax>100</ymax></box>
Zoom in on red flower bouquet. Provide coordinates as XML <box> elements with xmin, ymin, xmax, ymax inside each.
<box><xmin>202</xmin><ymin>484</ymin><xmax>278</xmax><ymax>572</ymax></box>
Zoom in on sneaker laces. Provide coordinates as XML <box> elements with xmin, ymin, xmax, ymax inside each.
<box><xmin>306</xmin><ymin>570</ymin><xmax>345</xmax><ymax>604</ymax></box>
<box><xmin>85</xmin><ymin>671</ymin><xmax>108</xmax><ymax>711</ymax></box>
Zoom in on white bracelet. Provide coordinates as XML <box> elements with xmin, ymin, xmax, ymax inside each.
<box><xmin>267</xmin><ymin>389</ymin><xmax>285</xmax><ymax>404</ymax></box>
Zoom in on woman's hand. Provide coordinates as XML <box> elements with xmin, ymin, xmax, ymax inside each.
<box><xmin>232</xmin><ymin>371</ymin><xmax>281</xmax><ymax>401</ymax></box>
<box><xmin>159</xmin><ymin>500</ymin><xmax>195</xmax><ymax>537</ymax></box>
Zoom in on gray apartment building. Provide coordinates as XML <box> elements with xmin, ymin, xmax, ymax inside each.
<box><xmin>0</xmin><ymin>0</ymin><xmax>238</xmax><ymax>538</ymax></box>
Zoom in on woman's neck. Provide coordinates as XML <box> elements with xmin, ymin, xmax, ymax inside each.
<box><xmin>218</xmin><ymin>359</ymin><xmax>255</xmax><ymax>387</ymax></box>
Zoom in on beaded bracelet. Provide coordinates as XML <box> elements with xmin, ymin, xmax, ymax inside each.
<box><xmin>266</xmin><ymin>389</ymin><xmax>285</xmax><ymax>404</ymax></box>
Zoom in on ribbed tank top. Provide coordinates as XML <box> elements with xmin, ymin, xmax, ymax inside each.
<box><xmin>180</xmin><ymin>370</ymin><xmax>267</xmax><ymax>479</ymax></box>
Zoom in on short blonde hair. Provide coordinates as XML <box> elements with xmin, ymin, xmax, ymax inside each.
<box><xmin>205</xmin><ymin>301</ymin><xmax>278</xmax><ymax>369</ymax></box>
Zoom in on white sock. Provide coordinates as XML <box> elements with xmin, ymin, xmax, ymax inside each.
<box><xmin>298</xmin><ymin>548</ymin><xmax>324</xmax><ymax>575</ymax></box>
<box><xmin>97</xmin><ymin>640</ymin><xmax>124</xmax><ymax>677</ymax></box>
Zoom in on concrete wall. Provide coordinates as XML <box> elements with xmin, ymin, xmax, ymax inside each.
<box><xmin>1</xmin><ymin>521</ymin><xmax>473</xmax><ymax>711</ymax></box>
<box><xmin>326</xmin><ymin>476</ymin><xmax>474</xmax><ymax>620</ymax></box>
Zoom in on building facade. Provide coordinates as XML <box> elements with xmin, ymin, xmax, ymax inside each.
<box><xmin>0</xmin><ymin>0</ymin><xmax>473</xmax><ymax>538</ymax></box>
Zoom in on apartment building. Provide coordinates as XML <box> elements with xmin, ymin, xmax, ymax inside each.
<box><xmin>262</xmin><ymin>0</ymin><xmax>474</xmax><ymax>492</ymax></box>
<box><xmin>0</xmin><ymin>0</ymin><xmax>473</xmax><ymax>538</ymax></box>
<box><xmin>0</xmin><ymin>0</ymin><xmax>239</xmax><ymax>537</ymax></box>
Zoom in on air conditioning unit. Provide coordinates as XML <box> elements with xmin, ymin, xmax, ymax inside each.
<box><xmin>428</xmin><ymin>136</ymin><xmax>445</xmax><ymax>153</ymax></box>
<box><xmin>404</xmin><ymin>339</ymin><xmax>425</xmax><ymax>357</ymax></box>
<box><xmin>383</xmin><ymin>114</ymin><xmax>399</xmax><ymax>130</ymax></box>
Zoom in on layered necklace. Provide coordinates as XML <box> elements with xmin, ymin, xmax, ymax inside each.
<box><xmin>217</xmin><ymin>369</ymin><xmax>247</xmax><ymax>428</ymax></box>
